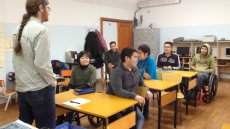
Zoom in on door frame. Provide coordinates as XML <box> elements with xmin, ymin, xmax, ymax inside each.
<box><xmin>100</xmin><ymin>17</ymin><xmax>133</xmax><ymax>79</ymax></box>
<box><xmin>100</xmin><ymin>17</ymin><xmax>133</xmax><ymax>37</ymax></box>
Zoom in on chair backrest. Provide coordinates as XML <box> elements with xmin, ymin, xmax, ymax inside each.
<box><xmin>61</xmin><ymin>70</ymin><xmax>72</xmax><ymax>78</ymax></box>
<box><xmin>0</xmin><ymin>80</ymin><xmax>6</xmax><ymax>95</ymax></box>
<box><xmin>136</xmin><ymin>86</ymin><xmax>148</xmax><ymax>98</ymax></box>
<box><xmin>161</xmin><ymin>72</ymin><xmax>182</xmax><ymax>92</ymax></box>
<box><xmin>108</xmin><ymin>111</ymin><xmax>136</xmax><ymax>129</ymax></box>
<box><xmin>161</xmin><ymin>72</ymin><xmax>182</xmax><ymax>84</ymax></box>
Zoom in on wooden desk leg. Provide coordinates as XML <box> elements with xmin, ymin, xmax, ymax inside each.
<box><xmin>158</xmin><ymin>91</ymin><xmax>161</xmax><ymax>129</ymax></box>
<box><xmin>103</xmin><ymin>118</ymin><xmax>109</xmax><ymax>129</ymax></box>
<box><xmin>194</xmin><ymin>85</ymin><xmax>197</xmax><ymax>108</ymax></box>
<box><xmin>185</xmin><ymin>79</ymin><xmax>189</xmax><ymax>115</ymax></box>
<box><xmin>174</xmin><ymin>88</ymin><xmax>178</xmax><ymax>128</ymax></box>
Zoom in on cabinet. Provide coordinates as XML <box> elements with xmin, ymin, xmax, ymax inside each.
<box><xmin>173</xmin><ymin>41</ymin><xmax>230</xmax><ymax>79</ymax></box>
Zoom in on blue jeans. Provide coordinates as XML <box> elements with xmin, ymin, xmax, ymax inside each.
<box><xmin>17</xmin><ymin>86</ymin><xmax>56</xmax><ymax>129</ymax></box>
<box><xmin>197</xmin><ymin>72</ymin><xmax>209</xmax><ymax>91</ymax></box>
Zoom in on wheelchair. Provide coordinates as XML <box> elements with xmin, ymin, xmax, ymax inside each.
<box><xmin>200</xmin><ymin>73</ymin><xmax>218</xmax><ymax>103</ymax></box>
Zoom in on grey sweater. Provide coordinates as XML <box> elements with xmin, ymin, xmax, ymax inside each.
<box><xmin>107</xmin><ymin>63</ymin><xmax>147</xmax><ymax>99</ymax></box>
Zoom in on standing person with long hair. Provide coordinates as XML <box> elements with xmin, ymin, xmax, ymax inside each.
<box><xmin>13</xmin><ymin>0</ymin><xmax>56</xmax><ymax>128</ymax></box>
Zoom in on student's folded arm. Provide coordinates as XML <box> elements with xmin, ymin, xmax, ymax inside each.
<box><xmin>86</xmin><ymin>68</ymin><xmax>97</xmax><ymax>87</ymax></box>
<box><xmin>34</xmin><ymin>28</ymin><xmax>56</xmax><ymax>86</ymax></box>
<box><xmin>110</xmin><ymin>70</ymin><xmax>136</xmax><ymax>99</ymax></box>
<box><xmin>68</xmin><ymin>70</ymin><xmax>76</xmax><ymax>89</ymax></box>
<box><xmin>205</xmin><ymin>57</ymin><xmax>215</xmax><ymax>73</ymax></box>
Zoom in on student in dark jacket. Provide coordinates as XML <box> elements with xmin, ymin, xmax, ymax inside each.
<box><xmin>156</xmin><ymin>42</ymin><xmax>181</xmax><ymax>70</ymax></box>
<box><xmin>68</xmin><ymin>51</ymin><xmax>96</xmax><ymax>89</ymax></box>
<box><xmin>56</xmin><ymin>51</ymin><xmax>96</xmax><ymax>125</ymax></box>
<box><xmin>104</xmin><ymin>41</ymin><xmax>120</xmax><ymax>75</ymax></box>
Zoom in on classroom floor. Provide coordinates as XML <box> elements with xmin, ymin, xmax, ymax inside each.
<box><xmin>0</xmin><ymin>80</ymin><xmax>230</xmax><ymax>129</ymax></box>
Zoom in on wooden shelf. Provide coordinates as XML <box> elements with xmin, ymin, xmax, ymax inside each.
<box><xmin>217</xmin><ymin>65</ymin><xmax>230</xmax><ymax>67</ymax></box>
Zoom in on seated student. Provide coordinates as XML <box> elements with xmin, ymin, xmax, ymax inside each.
<box><xmin>137</xmin><ymin>44</ymin><xmax>157</xmax><ymax>119</ymax></box>
<box><xmin>191</xmin><ymin>43</ymin><xmax>215</xmax><ymax>92</ymax></box>
<box><xmin>51</xmin><ymin>60</ymin><xmax>68</xmax><ymax>76</ymax></box>
<box><xmin>104</xmin><ymin>41</ymin><xmax>121</xmax><ymax>76</ymax></box>
<box><xmin>107</xmin><ymin>48</ymin><xmax>153</xmax><ymax>129</ymax></box>
<box><xmin>156</xmin><ymin>42</ymin><xmax>181</xmax><ymax>70</ymax></box>
<box><xmin>68</xmin><ymin>51</ymin><xmax>96</xmax><ymax>89</ymax></box>
<box><xmin>56</xmin><ymin>51</ymin><xmax>96</xmax><ymax>125</ymax></box>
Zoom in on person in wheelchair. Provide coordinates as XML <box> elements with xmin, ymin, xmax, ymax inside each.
<box><xmin>191</xmin><ymin>43</ymin><xmax>215</xmax><ymax>94</ymax></box>
<box><xmin>56</xmin><ymin>51</ymin><xmax>96</xmax><ymax>125</ymax></box>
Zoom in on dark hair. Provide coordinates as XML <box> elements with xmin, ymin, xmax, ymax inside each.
<box><xmin>109</xmin><ymin>41</ymin><xmax>116</xmax><ymax>46</ymax></box>
<box><xmin>77</xmin><ymin>51</ymin><xmax>91</xmax><ymax>64</ymax></box>
<box><xmin>164</xmin><ymin>42</ymin><xmax>173</xmax><ymax>47</ymax></box>
<box><xmin>14</xmin><ymin>0</ymin><xmax>49</xmax><ymax>54</ymax></box>
<box><xmin>138</xmin><ymin>44</ymin><xmax>150</xmax><ymax>56</ymax></box>
<box><xmin>120</xmin><ymin>48</ymin><xmax>137</xmax><ymax>63</ymax></box>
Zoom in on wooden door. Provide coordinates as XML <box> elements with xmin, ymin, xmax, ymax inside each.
<box><xmin>117</xmin><ymin>22</ymin><xmax>133</xmax><ymax>51</ymax></box>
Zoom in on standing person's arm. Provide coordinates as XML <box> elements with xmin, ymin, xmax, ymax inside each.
<box><xmin>190</xmin><ymin>55</ymin><xmax>196</xmax><ymax>70</ymax></box>
<box><xmin>34</xmin><ymin>27</ymin><xmax>56</xmax><ymax>86</ymax></box>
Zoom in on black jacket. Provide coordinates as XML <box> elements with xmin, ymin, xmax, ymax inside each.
<box><xmin>84</xmin><ymin>32</ymin><xmax>105</xmax><ymax>58</ymax></box>
<box><xmin>84</xmin><ymin>32</ymin><xmax>105</xmax><ymax>68</ymax></box>
<box><xmin>156</xmin><ymin>53</ymin><xmax>181</xmax><ymax>70</ymax></box>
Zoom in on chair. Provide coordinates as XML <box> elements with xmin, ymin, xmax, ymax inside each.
<box><xmin>0</xmin><ymin>80</ymin><xmax>17</xmax><ymax>111</ymax></box>
<box><xmin>108</xmin><ymin>111</ymin><xmax>136</xmax><ymax>129</ymax></box>
<box><xmin>61</xmin><ymin>70</ymin><xmax>72</xmax><ymax>78</ymax></box>
<box><xmin>136</xmin><ymin>86</ymin><xmax>148</xmax><ymax>112</ymax></box>
<box><xmin>161</xmin><ymin>72</ymin><xmax>183</xmax><ymax>125</ymax></box>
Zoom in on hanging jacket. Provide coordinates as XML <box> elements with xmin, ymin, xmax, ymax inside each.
<box><xmin>84</xmin><ymin>32</ymin><xmax>105</xmax><ymax>58</ymax></box>
<box><xmin>95</xmin><ymin>30</ymin><xmax>108</xmax><ymax>51</ymax></box>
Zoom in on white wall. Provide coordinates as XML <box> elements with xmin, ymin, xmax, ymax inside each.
<box><xmin>103</xmin><ymin>21</ymin><xmax>118</xmax><ymax>48</ymax></box>
<box><xmin>2</xmin><ymin>0</ymin><xmax>134</xmax><ymax>26</ymax></box>
<box><xmin>137</xmin><ymin>0</ymin><xmax>230</xmax><ymax>28</ymax></box>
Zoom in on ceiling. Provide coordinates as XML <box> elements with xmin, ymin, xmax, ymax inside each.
<box><xmin>72</xmin><ymin>0</ymin><xmax>139</xmax><ymax>10</ymax></box>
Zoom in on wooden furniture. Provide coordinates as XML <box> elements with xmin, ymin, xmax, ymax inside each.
<box><xmin>222</xmin><ymin>123</ymin><xmax>230</xmax><ymax>129</ymax></box>
<box><xmin>172</xmin><ymin>71</ymin><xmax>198</xmax><ymax>115</ymax></box>
<box><xmin>161</xmin><ymin>73</ymin><xmax>183</xmax><ymax>125</ymax></box>
<box><xmin>55</xmin><ymin>90</ymin><xmax>137</xmax><ymax>129</ymax></box>
<box><xmin>0</xmin><ymin>80</ymin><xmax>17</xmax><ymax>111</ymax></box>
<box><xmin>61</xmin><ymin>70</ymin><xmax>72</xmax><ymax>77</ymax></box>
<box><xmin>173</xmin><ymin>41</ymin><xmax>230</xmax><ymax>79</ymax></box>
<box><xmin>144</xmin><ymin>80</ymin><xmax>179</xmax><ymax>129</ymax></box>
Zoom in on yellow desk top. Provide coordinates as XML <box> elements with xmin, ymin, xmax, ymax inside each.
<box><xmin>222</xmin><ymin>123</ymin><xmax>230</xmax><ymax>129</ymax></box>
<box><xmin>144</xmin><ymin>80</ymin><xmax>179</xmax><ymax>91</ymax></box>
<box><xmin>55</xmin><ymin>90</ymin><xmax>137</xmax><ymax>118</ymax></box>
<box><xmin>172</xmin><ymin>71</ymin><xmax>198</xmax><ymax>78</ymax></box>
<box><xmin>57</xmin><ymin>78</ymin><xmax>70</xmax><ymax>87</ymax></box>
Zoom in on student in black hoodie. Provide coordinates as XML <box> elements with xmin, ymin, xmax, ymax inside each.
<box><xmin>156</xmin><ymin>42</ymin><xmax>181</xmax><ymax>70</ymax></box>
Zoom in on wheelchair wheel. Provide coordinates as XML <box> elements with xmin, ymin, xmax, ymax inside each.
<box><xmin>202</xmin><ymin>94</ymin><xmax>212</xmax><ymax>103</ymax></box>
<box><xmin>209</xmin><ymin>74</ymin><xmax>218</xmax><ymax>98</ymax></box>
<box><xmin>87</xmin><ymin>115</ymin><xmax>103</xmax><ymax>127</ymax></box>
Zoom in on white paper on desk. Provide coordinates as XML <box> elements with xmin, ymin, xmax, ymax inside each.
<box><xmin>63</xmin><ymin>98</ymin><xmax>91</xmax><ymax>107</ymax></box>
